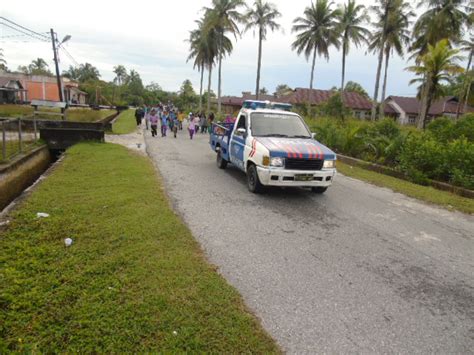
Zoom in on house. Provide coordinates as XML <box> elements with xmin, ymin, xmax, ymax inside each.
<box><xmin>0</xmin><ymin>77</ymin><xmax>26</xmax><ymax>104</ymax></box>
<box><xmin>383</xmin><ymin>96</ymin><xmax>474</xmax><ymax>125</ymax></box>
<box><xmin>0</xmin><ymin>72</ymin><xmax>87</xmax><ymax>104</ymax></box>
<box><xmin>282</xmin><ymin>88</ymin><xmax>373</xmax><ymax>118</ymax></box>
<box><xmin>217</xmin><ymin>88</ymin><xmax>372</xmax><ymax>117</ymax></box>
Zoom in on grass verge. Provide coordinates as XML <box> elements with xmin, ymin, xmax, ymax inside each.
<box><xmin>337</xmin><ymin>161</ymin><xmax>474</xmax><ymax>214</ymax></box>
<box><xmin>112</xmin><ymin>109</ymin><xmax>137</xmax><ymax>134</ymax></box>
<box><xmin>0</xmin><ymin>142</ymin><xmax>278</xmax><ymax>353</ymax></box>
<box><xmin>0</xmin><ymin>105</ymin><xmax>114</xmax><ymax>122</ymax></box>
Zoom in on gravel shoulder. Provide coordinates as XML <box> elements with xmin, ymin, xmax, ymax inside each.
<box><xmin>145</xmin><ymin>127</ymin><xmax>474</xmax><ymax>353</ymax></box>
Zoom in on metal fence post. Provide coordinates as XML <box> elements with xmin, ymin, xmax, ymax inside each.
<box><xmin>18</xmin><ymin>118</ymin><xmax>22</xmax><ymax>153</ymax></box>
<box><xmin>33</xmin><ymin>116</ymin><xmax>38</xmax><ymax>141</ymax></box>
<box><xmin>2</xmin><ymin>122</ymin><xmax>6</xmax><ymax>161</ymax></box>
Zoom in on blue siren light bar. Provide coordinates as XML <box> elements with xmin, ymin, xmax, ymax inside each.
<box><xmin>242</xmin><ymin>100</ymin><xmax>292</xmax><ymax>111</ymax></box>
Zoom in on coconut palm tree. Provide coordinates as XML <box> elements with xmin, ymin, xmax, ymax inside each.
<box><xmin>369</xmin><ymin>0</ymin><xmax>413</xmax><ymax>118</ymax></box>
<box><xmin>406</xmin><ymin>39</ymin><xmax>464</xmax><ymax>129</ymax></box>
<box><xmin>113</xmin><ymin>65</ymin><xmax>127</xmax><ymax>86</ymax></box>
<box><xmin>292</xmin><ymin>0</ymin><xmax>341</xmax><ymax>115</ymax></box>
<box><xmin>456</xmin><ymin>36</ymin><xmax>473</xmax><ymax>118</ymax></box>
<box><xmin>244</xmin><ymin>0</ymin><xmax>282</xmax><ymax>100</ymax></box>
<box><xmin>203</xmin><ymin>0</ymin><xmax>245</xmax><ymax>115</ymax></box>
<box><xmin>411</xmin><ymin>0</ymin><xmax>471</xmax><ymax>59</ymax></box>
<box><xmin>187</xmin><ymin>21</ymin><xmax>208</xmax><ymax>112</ymax></box>
<box><xmin>337</xmin><ymin>0</ymin><xmax>370</xmax><ymax>91</ymax></box>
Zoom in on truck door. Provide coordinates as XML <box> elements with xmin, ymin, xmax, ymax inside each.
<box><xmin>229</xmin><ymin>114</ymin><xmax>247</xmax><ymax>171</ymax></box>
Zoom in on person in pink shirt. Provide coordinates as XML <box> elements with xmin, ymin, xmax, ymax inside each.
<box><xmin>149</xmin><ymin>109</ymin><xmax>159</xmax><ymax>137</ymax></box>
<box><xmin>188</xmin><ymin>112</ymin><xmax>196</xmax><ymax>139</ymax></box>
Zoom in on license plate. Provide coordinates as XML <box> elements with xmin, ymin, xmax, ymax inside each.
<box><xmin>295</xmin><ymin>174</ymin><xmax>313</xmax><ymax>181</ymax></box>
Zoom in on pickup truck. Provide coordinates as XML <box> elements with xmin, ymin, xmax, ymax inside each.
<box><xmin>210</xmin><ymin>100</ymin><xmax>337</xmax><ymax>193</ymax></box>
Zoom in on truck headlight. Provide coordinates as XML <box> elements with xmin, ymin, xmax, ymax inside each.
<box><xmin>323</xmin><ymin>160</ymin><xmax>336</xmax><ymax>169</ymax></box>
<box><xmin>270</xmin><ymin>157</ymin><xmax>285</xmax><ymax>167</ymax></box>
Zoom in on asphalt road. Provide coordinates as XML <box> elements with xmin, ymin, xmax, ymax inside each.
<box><xmin>145</xmin><ymin>127</ymin><xmax>474</xmax><ymax>353</ymax></box>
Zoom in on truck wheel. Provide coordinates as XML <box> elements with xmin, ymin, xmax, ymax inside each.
<box><xmin>247</xmin><ymin>164</ymin><xmax>263</xmax><ymax>193</ymax></box>
<box><xmin>216</xmin><ymin>150</ymin><xmax>228</xmax><ymax>169</ymax></box>
<box><xmin>311</xmin><ymin>187</ymin><xmax>327</xmax><ymax>194</ymax></box>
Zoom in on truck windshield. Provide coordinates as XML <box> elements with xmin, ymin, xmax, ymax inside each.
<box><xmin>250</xmin><ymin>113</ymin><xmax>311</xmax><ymax>138</ymax></box>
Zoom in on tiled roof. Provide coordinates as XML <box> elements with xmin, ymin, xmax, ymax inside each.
<box><xmin>385</xmin><ymin>96</ymin><xmax>474</xmax><ymax>115</ymax></box>
<box><xmin>281</xmin><ymin>88</ymin><xmax>372</xmax><ymax>110</ymax></box>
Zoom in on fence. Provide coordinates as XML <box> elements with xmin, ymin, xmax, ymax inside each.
<box><xmin>1</xmin><ymin>117</ymin><xmax>40</xmax><ymax>163</ymax></box>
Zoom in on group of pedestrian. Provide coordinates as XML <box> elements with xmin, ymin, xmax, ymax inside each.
<box><xmin>136</xmin><ymin>104</ymin><xmax>217</xmax><ymax>141</ymax></box>
<box><xmin>187</xmin><ymin>112</ymin><xmax>214</xmax><ymax>140</ymax></box>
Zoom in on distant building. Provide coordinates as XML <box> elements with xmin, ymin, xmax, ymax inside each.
<box><xmin>282</xmin><ymin>88</ymin><xmax>372</xmax><ymax>118</ymax></box>
<box><xmin>216</xmin><ymin>88</ymin><xmax>372</xmax><ymax>117</ymax></box>
<box><xmin>0</xmin><ymin>72</ymin><xmax>87</xmax><ymax>104</ymax></box>
<box><xmin>383</xmin><ymin>96</ymin><xmax>474</xmax><ymax>125</ymax></box>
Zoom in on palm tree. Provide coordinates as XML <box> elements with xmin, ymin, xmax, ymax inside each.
<box><xmin>369</xmin><ymin>0</ymin><xmax>413</xmax><ymax>118</ymax></box>
<box><xmin>338</xmin><ymin>0</ymin><xmax>370</xmax><ymax>91</ymax></box>
<box><xmin>292</xmin><ymin>0</ymin><xmax>341</xmax><ymax>115</ymax></box>
<box><xmin>29</xmin><ymin>58</ymin><xmax>49</xmax><ymax>72</ymax></box>
<box><xmin>406</xmin><ymin>39</ymin><xmax>464</xmax><ymax>129</ymax></box>
<box><xmin>113</xmin><ymin>65</ymin><xmax>127</xmax><ymax>86</ymax></box>
<box><xmin>411</xmin><ymin>0</ymin><xmax>471</xmax><ymax>59</ymax></box>
<box><xmin>456</xmin><ymin>36</ymin><xmax>473</xmax><ymax>118</ymax></box>
<box><xmin>244</xmin><ymin>0</ymin><xmax>282</xmax><ymax>100</ymax></box>
<box><xmin>0</xmin><ymin>48</ymin><xmax>7</xmax><ymax>71</ymax></box>
<box><xmin>203</xmin><ymin>0</ymin><xmax>245</xmax><ymax>115</ymax></box>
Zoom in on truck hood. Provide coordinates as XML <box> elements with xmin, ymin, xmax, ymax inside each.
<box><xmin>256</xmin><ymin>137</ymin><xmax>336</xmax><ymax>160</ymax></box>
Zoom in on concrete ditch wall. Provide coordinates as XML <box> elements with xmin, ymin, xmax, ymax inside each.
<box><xmin>0</xmin><ymin>145</ymin><xmax>52</xmax><ymax>210</ymax></box>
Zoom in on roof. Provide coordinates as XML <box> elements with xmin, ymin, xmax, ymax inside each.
<box><xmin>385</xmin><ymin>96</ymin><xmax>474</xmax><ymax>115</ymax></box>
<box><xmin>241</xmin><ymin>107</ymin><xmax>298</xmax><ymax>116</ymax></box>
<box><xmin>0</xmin><ymin>77</ymin><xmax>24</xmax><ymax>89</ymax></box>
<box><xmin>281</xmin><ymin>88</ymin><xmax>372</xmax><ymax>110</ymax></box>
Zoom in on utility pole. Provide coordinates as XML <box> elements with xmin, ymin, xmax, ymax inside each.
<box><xmin>50</xmin><ymin>28</ymin><xmax>64</xmax><ymax>102</ymax></box>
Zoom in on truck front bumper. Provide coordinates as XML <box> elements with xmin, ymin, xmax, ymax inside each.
<box><xmin>256</xmin><ymin>167</ymin><xmax>336</xmax><ymax>187</ymax></box>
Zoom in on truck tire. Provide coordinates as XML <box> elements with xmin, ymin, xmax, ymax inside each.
<box><xmin>247</xmin><ymin>164</ymin><xmax>263</xmax><ymax>193</ymax></box>
<box><xmin>311</xmin><ymin>186</ymin><xmax>327</xmax><ymax>194</ymax></box>
<box><xmin>216</xmin><ymin>150</ymin><xmax>228</xmax><ymax>169</ymax></box>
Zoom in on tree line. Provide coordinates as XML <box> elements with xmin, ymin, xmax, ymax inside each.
<box><xmin>187</xmin><ymin>0</ymin><xmax>472</xmax><ymax>128</ymax></box>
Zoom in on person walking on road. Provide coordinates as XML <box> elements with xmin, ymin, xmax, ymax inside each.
<box><xmin>149</xmin><ymin>109</ymin><xmax>159</xmax><ymax>137</ymax></box>
<box><xmin>161</xmin><ymin>110</ymin><xmax>169</xmax><ymax>137</ymax></box>
<box><xmin>188</xmin><ymin>113</ymin><xmax>196</xmax><ymax>139</ymax></box>
<box><xmin>135</xmin><ymin>107</ymin><xmax>143</xmax><ymax>126</ymax></box>
<box><xmin>200</xmin><ymin>112</ymin><xmax>208</xmax><ymax>133</ymax></box>
<box><xmin>143</xmin><ymin>105</ymin><xmax>149</xmax><ymax>130</ymax></box>
<box><xmin>207</xmin><ymin>112</ymin><xmax>215</xmax><ymax>134</ymax></box>
<box><xmin>172</xmin><ymin>112</ymin><xmax>179</xmax><ymax>138</ymax></box>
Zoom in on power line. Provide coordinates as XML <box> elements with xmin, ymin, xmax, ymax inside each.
<box><xmin>60</xmin><ymin>46</ymin><xmax>80</xmax><ymax>67</ymax></box>
<box><xmin>0</xmin><ymin>16</ymin><xmax>49</xmax><ymax>41</ymax></box>
<box><xmin>0</xmin><ymin>22</ymin><xmax>49</xmax><ymax>42</ymax></box>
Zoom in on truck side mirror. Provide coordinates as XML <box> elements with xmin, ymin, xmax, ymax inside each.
<box><xmin>236</xmin><ymin>128</ymin><xmax>246</xmax><ymax>135</ymax></box>
<box><xmin>311</xmin><ymin>132</ymin><xmax>316</xmax><ymax>139</ymax></box>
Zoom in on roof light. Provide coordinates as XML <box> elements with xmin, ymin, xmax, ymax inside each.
<box><xmin>242</xmin><ymin>100</ymin><xmax>292</xmax><ymax>111</ymax></box>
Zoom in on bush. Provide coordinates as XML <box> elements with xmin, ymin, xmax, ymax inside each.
<box><xmin>307</xmin><ymin>115</ymin><xmax>474</xmax><ymax>190</ymax></box>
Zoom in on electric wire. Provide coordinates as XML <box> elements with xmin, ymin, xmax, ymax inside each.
<box><xmin>0</xmin><ymin>22</ymin><xmax>49</xmax><ymax>42</ymax></box>
<box><xmin>0</xmin><ymin>16</ymin><xmax>50</xmax><ymax>41</ymax></box>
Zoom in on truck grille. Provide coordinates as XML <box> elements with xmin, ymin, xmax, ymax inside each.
<box><xmin>285</xmin><ymin>158</ymin><xmax>323</xmax><ymax>171</ymax></box>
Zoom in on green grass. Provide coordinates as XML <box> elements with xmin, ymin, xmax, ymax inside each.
<box><xmin>112</xmin><ymin>109</ymin><xmax>137</xmax><ymax>134</ymax></box>
<box><xmin>0</xmin><ymin>142</ymin><xmax>278</xmax><ymax>353</ymax></box>
<box><xmin>338</xmin><ymin>161</ymin><xmax>474</xmax><ymax>214</ymax></box>
<box><xmin>0</xmin><ymin>104</ymin><xmax>115</xmax><ymax>122</ymax></box>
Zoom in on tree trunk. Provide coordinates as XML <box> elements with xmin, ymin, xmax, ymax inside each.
<box><xmin>308</xmin><ymin>47</ymin><xmax>317</xmax><ymax>117</ymax></box>
<box><xmin>371</xmin><ymin>43</ymin><xmax>385</xmax><ymax>121</ymax></box>
<box><xmin>217</xmin><ymin>31</ymin><xmax>223</xmax><ymax>115</ymax></box>
<box><xmin>255</xmin><ymin>27</ymin><xmax>263</xmax><ymax>100</ymax></box>
<box><xmin>457</xmin><ymin>49</ymin><xmax>473</xmax><ymax>119</ymax></box>
<box><xmin>418</xmin><ymin>79</ymin><xmax>432</xmax><ymax>129</ymax></box>
<box><xmin>199</xmin><ymin>64</ymin><xmax>204</xmax><ymax>112</ymax></box>
<box><xmin>207</xmin><ymin>65</ymin><xmax>212</xmax><ymax>114</ymax></box>
<box><xmin>341</xmin><ymin>38</ymin><xmax>347</xmax><ymax>91</ymax></box>
<box><xmin>379</xmin><ymin>47</ymin><xmax>390</xmax><ymax>120</ymax></box>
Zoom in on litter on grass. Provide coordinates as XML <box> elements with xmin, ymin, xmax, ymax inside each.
<box><xmin>64</xmin><ymin>238</ymin><xmax>73</xmax><ymax>247</ymax></box>
<box><xmin>37</xmin><ymin>212</ymin><xmax>50</xmax><ymax>218</ymax></box>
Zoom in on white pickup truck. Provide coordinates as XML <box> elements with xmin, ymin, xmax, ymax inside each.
<box><xmin>209</xmin><ymin>100</ymin><xmax>337</xmax><ymax>193</ymax></box>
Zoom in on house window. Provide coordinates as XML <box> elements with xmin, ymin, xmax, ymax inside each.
<box><xmin>408</xmin><ymin>115</ymin><xmax>416</xmax><ymax>125</ymax></box>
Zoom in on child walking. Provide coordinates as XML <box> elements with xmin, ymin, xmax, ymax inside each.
<box><xmin>149</xmin><ymin>109</ymin><xmax>159</xmax><ymax>137</ymax></box>
<box><xmin>188</xmin><ymin>113</ymin><xmax>196</xmax><ymax>139</ymax></box>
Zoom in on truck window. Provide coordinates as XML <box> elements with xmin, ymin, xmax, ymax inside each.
<box><xmin>236</xmin><ymin>115</ymin><xmax>246</xmax><ymax>129</ymax></box>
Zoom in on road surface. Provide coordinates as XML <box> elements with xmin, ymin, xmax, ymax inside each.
<box><xmin>145</xmin><ymin>128</ymin><xmax>474</xmax><ymax>353</ymax></box>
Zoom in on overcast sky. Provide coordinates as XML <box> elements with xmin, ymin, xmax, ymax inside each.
<box><xmin>0</xmin><ymin>0</ymin><xmax>446</xmax><ymax>97</ymax></box>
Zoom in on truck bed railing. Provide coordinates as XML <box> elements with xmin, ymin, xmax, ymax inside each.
<box><xmin>211</xmin><ymin>122</ymin><xmax>234</xmax><ymax>138</ymax></box>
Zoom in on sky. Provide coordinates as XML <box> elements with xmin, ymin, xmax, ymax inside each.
<box><xmin>0</xmin><ymin>0</ymin><xmax>443</xmax><ymax>98</ymax></box>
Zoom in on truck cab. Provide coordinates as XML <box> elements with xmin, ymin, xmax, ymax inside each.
<box><xmin>210</xmin><ymin>100</ymin><xmax>337</xmax><ymax>193</ymax></box>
